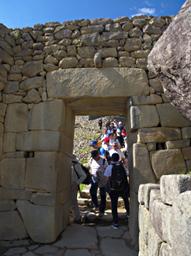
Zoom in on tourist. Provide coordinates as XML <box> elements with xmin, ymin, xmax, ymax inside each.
<box><xmin>104</xmin><ymin>153</ymin><xmax>130</xmax><ymax>229</ymax></box>
<box><xmin>89</xmin><ymin>150</ymin><xmax>108</xmax><ymax>217</ymax></box>
<box><xmin>71</xmin><ymin>155</ymin><xmax>87</xmax><ymax>224</ymax></box>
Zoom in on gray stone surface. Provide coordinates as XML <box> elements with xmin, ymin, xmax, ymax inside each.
<box><xmin>22</xmin><ymin>61</ymin><xmax>43</xmax><ymax>77</ymax></box>
<box><xmin>166</xmin><ymin>139</ymin><xmax>190</xmax><ymax>149</ymax></box>
<box><xmin>17</xmin><ymin>200</ymin><xmax>64</xmax><ymax>243</ymax></box>
<box><xmin>0</xmin><ymin>158</ymin><xmax>25</xmax><ymax>189</ymax></box>
<box><xmin>0</xmin><ymin>200</ymin><xmax>16</xmax><ymax>211</ymax></box>
<box><xmin>130</xmin><ymin>105</ymin><xmax>159</xmax><ymax>129</ymax></box>
<box><xmin>148</xmin><ymin>0</ymin><xmax>191</xmax><ymax>121</ymax></box>
<box><xmin>132</xmin><ymin>143</ymin><xmax>156</xmax><ymax>192</ymax></box>
<box><xmin>0</xmin><ymin>211</ymin><xmax>27</xmax><ymax>240</ymax></box>
<box><xmin>25</xmin><ymin>152</ymin><xmax>58</xmax><ymax>192</ymax></box>
<box><xmin>54</xmin><ymin>224</ymin><xmax>97</xmax><ymax>249</ymax></box>
<box><xmin>157</xmin><ymin>103</ymin><xmax>191</xmax><ymax>127</ymax></box>
<box><xmin>171</xmin><ymin>191</ymin><xmax>191</xmax><ymax>256</ymax></box>
<box><xmin>5</xmin><ymin>103</ymin><xmax>28</xmax><ymax>132</ymax></box>
<box><xmin>29</xmin><ymin>100</ymin><xmax>65</xmax><ymax>131</ymax></box>
<box><xmin>47</xmin><ymin>68</ymin><xmax>149</xmax><ymax>98</ymax></box>
<box><xmin>160</xmin><ymin>175</ymin><xmax>191</xmax><ymax>205</ymax></box>
<box><xmin>16</xmin><ymin>131</ymin><xmax>61</xmax><ymax>151</ymax></box>
<box><xmin>65</xmin><ymin>249</ymin><xmax>91</xmax><ymax>256</ymax></box>
<box><xmin>100</xmin><ymin>238</ymin><xmax>137</xmax><ymax>256</ymax></box>
<box><xmin>182</xmin><ymin>127</ymin><xmax>191</xmax><ymax>139</ymax></box>
<box><xmin>96</xmin><ymin>226</ymin><xmax>124</xmax><ymax>238</ymax></box>
<box><xmin>151</xmin><ymin>149</ymin><xmax>186</xmax><ymax>179</ymax></box>
<box><xmin>138</xmin><ymin>127</ymin><xmax>181</xmax><ymax>143</ymax></box>
<box><xmin>131</xmin><ymin>94</ymin><xmax>162</xmax><ymax>105</ymax></box>
<box><xmin>138</xmin><ymin>184</ymin><xmax>160</xmax><ymax>209</ymax></box>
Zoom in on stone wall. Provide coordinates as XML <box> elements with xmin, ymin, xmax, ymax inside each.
<box><xmin>138</xmin><ymin>175</ymin><xmax>191</xmax><ymax>256</ymax></box>
<box><xmin>0</xmin><ymin>14</ymin><xmax>191</xmax><ymax>245</ymax></box>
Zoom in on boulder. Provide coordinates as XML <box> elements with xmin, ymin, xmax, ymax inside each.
<box><xmin>148</xmin><ymin>0</ymin><xmax>191</xmax><ymax>121</ymax></box>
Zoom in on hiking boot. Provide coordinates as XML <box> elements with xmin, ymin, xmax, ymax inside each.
<box><xmin>112</xmin><ymin>223</ymin><xmax>119</xmax><ymax>229</ymax></box>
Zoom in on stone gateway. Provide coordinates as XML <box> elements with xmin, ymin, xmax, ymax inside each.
<box><xmin>0</xmin><ymin>2</ymin><xmax>191</xmax><ymax>255</ymax></box>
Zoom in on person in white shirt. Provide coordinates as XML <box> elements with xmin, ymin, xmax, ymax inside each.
<box><xmin>71</xmin><ymin>155</ymin><xmax>87</xmax><ymax>223</ymax></box>
<box><xmin>89</xmin><ymin>150</ymin><xmax>108</xmax><ymax>217</ymax></box>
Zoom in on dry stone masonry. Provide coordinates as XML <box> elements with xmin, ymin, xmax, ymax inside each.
<box><xmin>138</xmin><ymin>175</ymin><xmax>191</xmax><ymax>256</ymax></box>
<box><xmin>0</xmin><ymin>6</ymin><xmax>191</xmax><ymax>252</ymax></box>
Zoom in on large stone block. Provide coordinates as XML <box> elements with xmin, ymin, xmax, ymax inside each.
<box><xmin>138</xmin><ymin>183</ymin><xmax>160</xmax><ymax>209</ymax></box>
<box><xmin>150</xmin><ymin>198</ymin><xmax>172</xmax><ymax>241</ymax></box>
<box><xmin>160</xmin><ymin>175</ymin><xmax>191</xmax><ymax>205</ymax></box>
<box><xmin>0</xmin><ymin>211</ymin><xmax>27</xmax><ymax>240</ymax></box>
<box><xmin>31</xmin><ymin>193</ymin><xmax>56</xmax><ymax>206</ymax></box>
<box><xmin>157</xmin><ymin>103</ymin><xmax>191</xmax><ymax>127</ymax></box>
<box><xmin>0</xmin><ymin>158</ymin><xmax>25</xmax><ymax>189</ymax></box>
<box><xmin>0</xmin><ymin>200</ymin><xmax>16</xmax><ymax>211</ymax></box>
<box><xmin>166</xmin><ymin>139</ymin><xmax>190</xmax><ymax>149</ymax></box>
<box><xmin>171</xmin><ymin>191</ymin><xmax>191</xmax><ymax>256</ymax></box>
<box><xmin>17</xmin><ymin>200</ymin><xmax>66</xmax><ymax>243</ymax></box>
<box><xmin>147</xmin><ymin>225</ymin><xmax>163</xmax><ymax>256</ymax></box>
<box><xmin>132</xmin><ymin>143</ymin><xmax>156</xmax><ymax>193</ymax></box>
<box><xmin>182</xmin><ymin>147</ymin><xmax>191</xmax><ymax>160</ymax></box>
<box><xmin>16</xmin><ymin>131</ymin><xmax>61</xmax><ymax>151</ymax></box>
<box><xmin>130</xmin><ymin>105</ymin><xmax>159</xmax><ymax>129</ymax></box>
<box><xmin>138</xmin><ymin>127</ymin><xmax>181</xmax><ymax>143</ymax></box>
<box><xmin>47</xmin><ymin>68</ymin><xmax>150</xmax><ymax>98</ymax></box>
<box><xmin>151</xmin><ymin>149</ymin><xmax>186</xmax><ymax>179</ymax></box>
<box><xmin>0</xmin><ymin>188</ymin><xmax>32</xmax><ymax>200</ymax></box>
<box><xmin>3</xmin><ymin>132</ymin><xmax>16</xmax><ymax>152</ymax></box>
<box><xmin>139</xmin><ymin>205</ymin><xmax>151</xmax><ymax>252</ymax></box>
<box><xmin>5</xmin><ymin>103</ymin><xmax>28</xmax><ymax>132</ymax></box>
<box><xmin>25</xmin><ymin>152</ymin><xmax>59</xmax><ymax>192</ymax></box>
<box><xmin>131</xmin><ymin>94</ymin><xmax>162</xmax><ymax>105</ymax></box>
<box><xmin>182</xmin><ymin>127</ymin><xmax>191</xmax><ymax>139</ymax></box>
<box><xmin>29</xmin><ymin>100</ymin><xmax>65</xmax><ymax>131</ymax></box>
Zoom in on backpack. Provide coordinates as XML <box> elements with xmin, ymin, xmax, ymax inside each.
<box><xmin>80</xmin><ymin>164</ymin><xmax>92</xmax><ymax>185</ymax></box>
<box><xmin>110</xmin><ymin>163</ymin><xmax>127</xmax><ymax>191</ymax></box>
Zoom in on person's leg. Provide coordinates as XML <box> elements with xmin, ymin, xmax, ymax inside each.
<box><xmin>90</xmin><ymin>182</ymin><xmax>99</xmax><ymax>208</ymax></box>
<box><xmin>110</xmin><ymin>190</ymin><xmax>119</xmax><ymax>224</ymax></box>
<box><xmin>121</xmin><ymin>188</ymin><xmax>130</xmax><ymax>216</ymax></box>
<box><xmin>99</xmin><ymin>186</ymin><xmax>106</xmax><ymax>214</ymax></box>
<box><xmin>71</xmin><ymin>183</ymin><xmax>81</xmax><ymax>221</ymax></box>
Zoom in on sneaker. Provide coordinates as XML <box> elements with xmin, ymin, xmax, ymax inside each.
<box><xmin>112</xmin><ymin>223</ymin><xmax>119</xmax><ymax>229</ymax></box>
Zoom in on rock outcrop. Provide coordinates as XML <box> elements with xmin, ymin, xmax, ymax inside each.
<box><xmin>148</xmin><ymin>0</ymin><xmax>191</xmax><ymax>121</ymax></box>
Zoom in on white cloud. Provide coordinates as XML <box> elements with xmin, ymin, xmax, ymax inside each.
<box><xmin>132</xmin><ymin>7</ymin><xmax>156</xmax><ymax>17</ymax></box>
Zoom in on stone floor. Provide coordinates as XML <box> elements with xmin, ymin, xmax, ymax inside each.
<box><xmin>0</xmin><ymin>192</ymin><xmax>138</xmax><ymax>256</ymax></box>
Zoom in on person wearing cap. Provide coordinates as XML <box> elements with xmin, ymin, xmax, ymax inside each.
<box><xmin>89</xmin><ymin>150</ymin><xmax>108</xmax><ymax>216</ymax></box>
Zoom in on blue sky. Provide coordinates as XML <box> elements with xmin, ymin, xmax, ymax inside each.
<box><xmin>0</xmin><ymin>0</ymin><xmax>185</xmax><ymax>28</ymax></box>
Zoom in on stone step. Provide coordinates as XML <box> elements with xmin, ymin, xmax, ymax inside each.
<box><xmin>78</xmin><ymin>197</ymin><xmax>125</xmax><ymax>208</ymax></box>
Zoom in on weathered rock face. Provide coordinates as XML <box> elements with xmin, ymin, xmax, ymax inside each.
<box><xmin>148</xmin><ymin>0</ymin><xmax>191</xmax><ymax>121</ymax></box>
<box><xmin>139</xmin><ymin>175</ymin><xmax>191</xmax><ymax>256</ymax></box>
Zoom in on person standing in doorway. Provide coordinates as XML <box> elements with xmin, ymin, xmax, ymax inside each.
<box><xmin>89</xmin><ymin>150</ymin><xmax>107</xmax><ymax>217</ymax></box>
<box><xmin>71</xmin><ymin>155</ymin><xmax>87</xmax><ymax>224</ymax></box>
<box><xmin>104</xmin><ymin>153</ymin><xmax>130</xmax><ymax>229</ymax></box>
